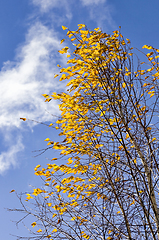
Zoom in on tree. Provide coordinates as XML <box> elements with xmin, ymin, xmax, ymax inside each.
<box><xmin>11</xmin><ymin>24</ymin><xmax>159</xmax><ymax>240</ymax></box>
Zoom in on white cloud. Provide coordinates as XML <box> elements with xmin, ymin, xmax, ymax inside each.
<box><xmin>0</xmin><ymin>22</ymin><xmax>62</xmax><ymax>129</ymax></box>
<box><xmin>0</xmin><ymin>22</ymin><xmax>64</xmax><ymax>173</ymax></box>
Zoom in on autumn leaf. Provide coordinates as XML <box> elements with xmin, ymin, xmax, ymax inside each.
<box><xmin>20</xmin><ymin>118</ymin><xmax>26</xmax><ymax>121</ymax></box>
<box><xmin>31</xmin><ymin>222</ymin><xmax>37</xmax><ymax>227</ymax></box>
<box><xmin>62</xmin><ymin>25</ymin><xmax>68</xmax><ymax>30</ymax></box>
<box><xmin>60</xmin><ymin>39</ymin><xmax>65</xmax><ymax>44</ymax></box>
<box><xmin>10</xmin><ymin>189</ymin><xmax>15</xmax><ymax>193</ymax></box>
<box><xmin>44</xmin><ymin>138</ymin><xmax>50</xmax><ymax>141</ymax></box>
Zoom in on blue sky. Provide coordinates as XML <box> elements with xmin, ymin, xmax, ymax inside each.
<box><xmin>1</xmin><ymin>0</ymin><xmax>159</xmax><ymax>239</ymax></box>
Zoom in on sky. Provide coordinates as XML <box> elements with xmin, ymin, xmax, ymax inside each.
<box><xmin>1</xmin><ymin>0</ymin><xmax>159</xmax><ymax>239</ymax></box>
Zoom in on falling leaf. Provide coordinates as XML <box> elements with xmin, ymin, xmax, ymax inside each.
<box><xmin>10</xmin><ymin>189</ymin><xmax>15</xmax><ymax>193</ymax></box>
<box><xmin>20</xmin><ymin>118</ymin><xmax>26</xmax><ymax>121</ymax></box>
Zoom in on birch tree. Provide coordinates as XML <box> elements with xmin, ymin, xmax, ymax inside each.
<box><xmin>11</xmin><ymin>24</ymin><xmax>159</xmax><ymax>240</ymax></box>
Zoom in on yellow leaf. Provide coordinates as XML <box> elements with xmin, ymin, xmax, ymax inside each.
<box><xmin>148</xmin><ymin>57</ymin><xmax>153</xmax><ymax>61</ymax></box>
<box><xmin>46</xmin><ymin>235</ymin><xmax>51</xmax><ymax>238</ymax></box>
<box><xmin>118</xmin><ymin>146</ymin><xmax>123</xmax><ymax>150</ymax></box>
<box><xmin>125</xmin><ymin>133</ymin><xmax>129</xmax><ymax>140</ymax></box>
<box><xmin>31</xmin><ymin>222</ymin><xmax>37</xmax><ymax>227</ymax></box>
<box><xmin>142</xmin><ymin>45</ymin><xmax>153</xmax><ymax>50</ymax></box>
<box><xmin>44</xmin><ymin>138</ymin><xmax>50</xmax><ymax>141</ymax></box>
<box><xmin>62</xmin><ymin>26</ymin><xmax>68</xmax><ymax>30</ymax></box>
<box><xmin>37</xmin><ymin>229</ymin><xmax>42</xmax><ymax>233</ymax></box>
<box><xmin>122</xmin><ymin>82</ymin><xmax>126</xmax><ymax>88</ymax></box>
<box><xmin>130</xmin><ymin>200</ymin><xmax>135</xmax><ymax>206</ymax></box>
<box><xmin>60</xmin><ymin>39</ymin><xmax>65</xmax><ymax>44</ymax></box>
<box><xmin>146</xmin><ymin>52</ymin><xmax>153</xmax><ymax>57</ymax></box>
<box><xmin>26</xmin><ymin>194</ymin><xmax>33</xmax><ymax>200</ymax></box>
<box><xmin>47</xmin><ymin>203</ymin><xmax>52</xmax><ymax>207</ymax></box>
<box><xmin>152</xmin><ymin>138</ymin><xmax>156</xmax><ymax>142</ymax></box>
<box><xmin>147</xmin><ymin>67</ymin><xmax>154</xmax><ymax>72</ymax></box>
<box><xmin>45</xmin><ymin>98</ymin><xmax>52</xmax><ymax>102</ymax></box>
<box><xmin>52</xmin><ymin>228</ymin><xmax>57</xmax><ymax>232</ymax></box>
<box><xmin>67</xmin><ymin>159</ymin><xmax>73</xmax><ymax>164</ymax></box>
<box><xmin>78</xmin><ymin>24</ymin><xmax>85</xmax><ymax>28</ymax></box>
<box><xmin>47</xmin><ymin>141</ymin><xmax>54</xmax><ymax>145</ymax></box>
<box><xmin>34</xmin><ymin>164</ymin><xmax>41</xmax><ymax>171</ymax></box>
<box><xmin>42</xmin><ymin>94</ymin><xmax>49</xmax><ymax>98</ymax></box>
<box><xmin>54</xmin><ymin>74</ymin><xmax>59</xmax><ymax>78</ymax></box>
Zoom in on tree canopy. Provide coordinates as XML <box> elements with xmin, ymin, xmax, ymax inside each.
<box><xmin>12</xmin><ymin>24</ymin><xmax>159</xmax><ymax>240</ymax></box>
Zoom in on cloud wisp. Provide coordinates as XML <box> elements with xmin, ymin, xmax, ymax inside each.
<box><xmin>79</xmin><ymin>0</ymin><xmax>115</xmax><ymax>29</ymax></box>
<box><xmin>31</xmin><ymin>0</ymin><xmax>72</xmax><ymax>22</ymax></box>
<box><xmin>0</xmin><ymin>137</ymin><xmax>24</xmax><ymax>174</ymax></box>
<box><xmin>80</xmin><ymin>0</ymin><xmax>106</xmax><ymax>6</ymax></box>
